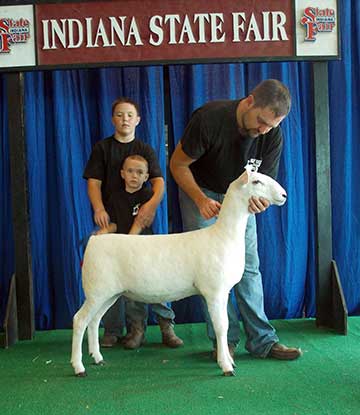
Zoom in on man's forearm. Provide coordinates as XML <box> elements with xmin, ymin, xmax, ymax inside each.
<box><xmin>170</xmin><ymin>164</ymin><xmax>207</xmax><ymax>206</ymax></box>
<box><xmin>170</xmin><ymin>142</ymin><xmax>221</xmax><ymax>220</ymax></box>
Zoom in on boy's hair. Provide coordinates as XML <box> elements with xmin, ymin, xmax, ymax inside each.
<box><xmin>250</xmin><ymin>79</ymin><xmax>291</xmax><ymax>117</ymax></box>
<box><xmin>122</xmin><ymin>154</ymin><xmax>149</xmax><ymax>171</ymax></box>
<box><xmin>112</xmin><ymin>97</ymin><xmax>141</xmax><ymax>116</ymax></box>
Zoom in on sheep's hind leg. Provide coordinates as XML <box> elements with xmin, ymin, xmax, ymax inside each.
<box><xmin>206</xmin><ymin>296</ymin><xmax>235</xmax><ymax>376</ymax></box>
<box><xmin>71</xmin><ymin>299</ymin><xmax>106</xmax><ymax>377</ymax></box>
<box><xmin>87</xmin><ymin>295</ymin><xmax>120</xmax><ymax>365</ymax></box>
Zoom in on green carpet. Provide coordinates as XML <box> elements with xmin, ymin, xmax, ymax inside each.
<box><xmin>1</xmin><ymin>318</ymin><xmax>359</xmax><ymax>415</ymax></box>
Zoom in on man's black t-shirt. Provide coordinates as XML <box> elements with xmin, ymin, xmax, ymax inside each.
<box><xmin>181</xmin><ymin>100</ymin><xmax>283</xmax><ymax>194</ymax></box>
<box><xmin>83</xmin><ymin>136</ymin><xmax>162</xmax><ymax>207</ymax></box>
<box><xmin>107</xmin><ymin>187</ymin><xmax>153</xmax><ymax>235</ymax></box>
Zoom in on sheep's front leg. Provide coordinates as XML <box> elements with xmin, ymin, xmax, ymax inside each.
<box><xmin>206</xmin><ymin>296</ymin><xmax>235</xmax><ymax>376</ymax></box>
<box><xmin>87</xmin><ymin>296</ymin><xmax>119</xmax><ymax>365</ymax></box>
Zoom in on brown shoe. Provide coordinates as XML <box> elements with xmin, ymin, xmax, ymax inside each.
<box><xmin>268</xmin><ymin>342</ymin><xmax>302</xmax><ymax>360</ymax></box>
<box><xmin>101</xmin><ymin>334</ymin><xmax>119</xmax><ymax>348</ymax></box>
<box><xmin>123</xmin><ymin>321</ymin><xmax>146</xmax><ymax>350</ymax></box>
<box><xmin>158</xmin><ymin>318</ymin><xmax>184</xmax><ymax>348</ymax></box>
<box><xmin>212</xmin><ymin>344</ymin><xmax>236</xmax><ymax>361</ymax></box>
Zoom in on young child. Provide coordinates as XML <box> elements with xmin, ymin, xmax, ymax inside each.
<box><xmin>96</xmin><ymin>154</ymin><xmax>153</xmax><ymax>236</ymax></box>
<box><xmin>97</xmin><ymin>154</ymin><xmax>183</xmax><ymax>349</ymax></box>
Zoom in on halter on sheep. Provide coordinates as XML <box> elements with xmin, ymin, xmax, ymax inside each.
<box><xmin>71</xmin><ymin>167</ymin><xmax>287</xmax><ymax>377</ymax></box>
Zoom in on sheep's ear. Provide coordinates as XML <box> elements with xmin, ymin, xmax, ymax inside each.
<box><xmin>238</xmin><ymin>169</ymin><xmax>250</xmax><ymax>185</ymax></box>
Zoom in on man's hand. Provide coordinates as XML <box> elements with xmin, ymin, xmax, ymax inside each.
<box><xmin>94</xmin><ymin>208</ymin><xmax>110</xmax><ymax>228</ymax></box>
<box><xmin>196</xmin><ymin>196</ymin><xmax>222</xmax><ymax>220</ymax></box>
<box><xmin>248</xmin><ymin>196</ymin><xmax>270</xmax><ymax>214</ymax></box>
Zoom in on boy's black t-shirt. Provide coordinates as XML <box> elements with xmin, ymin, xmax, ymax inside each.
<box><xmin>181</xmin><ymin>100</ymin><xmax>283</xmax><ymax>194</ymax></box>
<box><xmin>107</xmin><ymin>187</ymin><xmax>153</xmax><ymax>235</ymax></box>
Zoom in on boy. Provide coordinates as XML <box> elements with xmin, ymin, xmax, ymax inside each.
<box><xmin>96</xmin><ymin>155</ymin><xmax>153</xmax><ymax>236</ymax></box>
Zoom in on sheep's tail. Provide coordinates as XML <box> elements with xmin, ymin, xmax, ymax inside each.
<box><xmin>78</xmin><ymin>229</ymin><xmax>98</xmax><ymax>268</ymax></box>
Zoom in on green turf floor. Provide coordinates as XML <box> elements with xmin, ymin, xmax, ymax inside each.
<box><xmin>1</xmin><ymin>317</ymin><xmax>360</xmax><ymax>415</ymax></box>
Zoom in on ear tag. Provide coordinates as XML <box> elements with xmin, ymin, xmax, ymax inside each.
<box><xmin>245</xmin><ymin>158</ymin><xmax>261</xmax><ymax>173</ymax></box>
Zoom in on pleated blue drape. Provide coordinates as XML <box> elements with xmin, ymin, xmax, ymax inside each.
<box><xmin>0</xmin><ymin>0</ymin><xmax>359</xmax><ymax>329</ymax></box>
<box><xmin>329</xmin><ymin>1</ymin><xmax>360</xmax><ymax>315</ymax></box>
<box><xmin>24</xmin><ymin>67</ymin><xmax>167</xmax><ymax>329</ymax></box>
<box><xmin>168</xmin><ymin>62</ymin><xmax>314</xmax><ymax>322</ymax></box>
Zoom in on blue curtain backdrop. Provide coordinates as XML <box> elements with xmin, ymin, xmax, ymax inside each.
<box><xmin>23</xmin><ymin>67</ymin><xmax>167</xmax><ymax>329</ymax></box>
<box><xmin>0</xmin><ymin>0</ymin><xmax>359</xmax><ymax>329</ymax></box>
<box><xmin>329</xmin><ymin>1</ymin><xmax>360</xmax><ymax>315</ymax></box>
<box><xmin>168</xmin><ymin>62</ymin><xmax>315</xmax><ymax>323</ymax></box>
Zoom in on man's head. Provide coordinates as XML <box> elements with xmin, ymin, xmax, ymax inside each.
<box><xmin>112</xmin><ymin>97</ymin><xmax>141</xmax><ymax>142</ymax></box>
<box><xmin>236</xmin><ymin>79</ymin><xmax>291</xmax><ymax>138</ymax></box>
<box><xmin>121</xmin><ymin>155</ymin><xmax>149</xmax><ymax>193</ymax></box>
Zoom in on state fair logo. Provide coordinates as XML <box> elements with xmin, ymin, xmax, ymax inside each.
<box><xmin>300</xmin><ymin>7</ymin><xmax>336</xmax><ymax>42</ymax></box>
<box><xmin>0</xmin><ymin>17</ymin><xmax>31</xmax><ymax>53</ymax></box>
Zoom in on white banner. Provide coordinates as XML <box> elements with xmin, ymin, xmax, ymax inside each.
<box><xmin>295</xmin><ymin>0</ymin><xmax>338</xmax><ymax>56</ymax></box>
<box><xmin>0</xmin><ymin>5</ymin><xmax>36</xmax><ymax>68</ymax></box>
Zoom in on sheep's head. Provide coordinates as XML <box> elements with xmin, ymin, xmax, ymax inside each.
<box><xmin>237</xmin><ymin>169</ymin><xmax>287</xmax><ymax>207</ymax></box>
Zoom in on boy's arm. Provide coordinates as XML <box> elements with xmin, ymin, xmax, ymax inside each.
<box><xmin>128</xmin><ymin>222</ymin><xmax>144</xmax><ymax>235</ymax></box>
<box><xmin>135</xmin><ymin>177</ymin><xmax>164</xmax><ymax>228</ymax></box>
<box><xmin>87</xmin><ymin>178</ymin><xmax>110</xmax><ymax>228</ymax></box>
<box><xmin>95</xmin><ymin>222</ymin><xmax>117</xmax><ymax>234</ymax></box>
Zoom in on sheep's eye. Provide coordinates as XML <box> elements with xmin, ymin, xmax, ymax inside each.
<box><xmin>252</xmin><ymin>180</ymin><xmax>263</xmax><ymax>185</ymax></box>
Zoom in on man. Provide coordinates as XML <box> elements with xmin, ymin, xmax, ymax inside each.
<box><xmin>83</xmin><ymin>97</ymin><xmax>183</xmax><ymax>349</ymax></box>
<box><xmin>170</xmin><ymin>79</ymin><xmax>301</xmax><ymax>360</ymax></box>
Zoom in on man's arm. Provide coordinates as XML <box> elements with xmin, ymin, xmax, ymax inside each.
<box><xmin>87</xmin><ymin>178</ymin><xmax>110</xmax><ymax>228</ymax></box>
<box><xmin>247</xmin><ymin>129</ymin><xmax>283</xmax><ymax>213</ymax></box>
<box><xmin>135</xmin><ymin>177</ymin><xmax>164</xmax><ymax>228</ymax></box>
<box><xmin>169</xmin><ymin>142</ymin><xmax>221</xmax><ymax>220</ymax></box>
<box><xmin>248</xmin><ymin>196</ymin><xmax>270</xmax><ymax>214</ymax></box>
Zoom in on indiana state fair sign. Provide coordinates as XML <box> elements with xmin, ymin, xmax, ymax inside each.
<box><xmin>0</xmin><ymin>0</ymin><xmax>339</xmax><ymax>71</ymax></box>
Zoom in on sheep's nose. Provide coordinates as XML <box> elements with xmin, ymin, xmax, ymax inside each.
<box><xmin>282</xmin><ymin>193</ymin><xmax>287</xmax><ymax>199</ymax></box>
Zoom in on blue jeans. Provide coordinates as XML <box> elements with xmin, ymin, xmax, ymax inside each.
<box><xmin>102</xmin><ymin>298</ymin><xmax>175</xmax><ymax>337</ymax></box>
<box><xmin>178</xmin><ymin>188</ymin><xmax>279</xmax><ymax>357</ymax></box>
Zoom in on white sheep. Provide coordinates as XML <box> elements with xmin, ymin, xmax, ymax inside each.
<box><xmin>71</xmin><ymin>168</ymin><xmax>287</xmax><ymax>377</ymax></box>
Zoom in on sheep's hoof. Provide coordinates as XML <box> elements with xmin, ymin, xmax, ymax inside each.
<box><xmin>94</xmin><ymin>360</ymin><xmax>106</xmax><ymax>366</ymax></box>
<box><xmin>223</xmin><ymin>370</ymin><xmax>236</xmax><ymax>377</ymax></box>
<box><xmin>76</xmin><ymin>371</ymin><xmax>87</xmax><ymax>377</ymax></box>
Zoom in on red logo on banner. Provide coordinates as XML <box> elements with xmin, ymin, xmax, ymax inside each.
<box><xmin>300</xmin><ymin>7</ymin><xmax>336</xmax><ymax>42</ymax></box>
<box><xmin>0</xmin><ymin>17</ymin><xmax>31</xmax><ymax>53</ymax></box>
